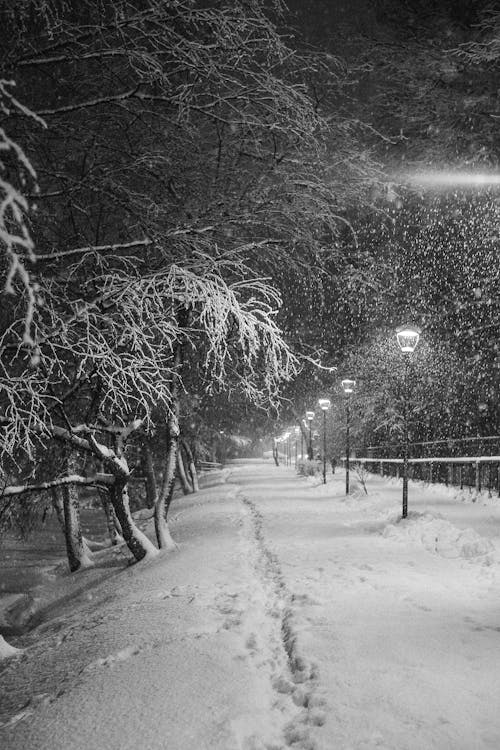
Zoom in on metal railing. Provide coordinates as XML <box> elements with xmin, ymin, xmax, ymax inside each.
<box><xmin>365</xmin><ymin>435</ymin><xmax>500</xmax><ymax>458</ymax></box>
<box><xmin>345</xmin><ymin>454</ymin><xmax>500</xmax><ymax>496</ymax></box>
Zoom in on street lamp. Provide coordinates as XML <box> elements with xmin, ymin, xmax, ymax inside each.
<box><xmin>396</xmin><ymin>324</ymin><xmax>421</xmax><ymax>518</ymax></box>
<box><xmin>305</xmin><ymin>411</ymin><xmax>315</xmax><ymax>460</ymax></box>
<box><xmin>318</xmin><ymin>399</ymin><xmax>331</xmax><ymax>484</ymax></box>
<box><xmin>341</xmin><ymin>380</ymin><xmax>356</xmax><ymax>494</ymax></box>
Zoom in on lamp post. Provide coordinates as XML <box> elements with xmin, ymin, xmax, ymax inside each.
<box><xmin>294</xmin><ymin>426</ymin><xmax>300</xmax><ymax>468</ymax></box>
<box><xmin>288</xmin><ymin>430</ymin><xmax>294</xmax><ymax>466</ymax></box>
<box><xmin>282</xmin><ymin>432</ymin><xmax>290</xmax><ymax>466</ymax></box>
<box><xmin>318</xmin><ymin>399</ymin><xmax>331</xmax><ymax>484</ymax></box>
<box><xmin>305</xmin><ymin>411</ymin><xmax>315</xmax><ymax>460</ymax></box>
<box><xmin>396</xmin><ymin>324</ymin><xmax>421</xmax><ymax>519</ymax></box>
<box><xmin>341</xmin><ymin>379</ymin><xmax>356</xmax><ymax>495</ymax></box>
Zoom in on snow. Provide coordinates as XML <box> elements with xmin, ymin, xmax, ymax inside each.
<box><xmin>1</xmin><ymin>461</ymin><xmax>500</xmax><ymax>749</ymax></box>
<box><xmin>0</xmin><ymin>635</ymin><xmax>22</xmax><ymax>660</ymax></box>
<box><xmin>383</xmin><ymin>511</ymin><xmax>495</xmax><ymax>559</ymax></box>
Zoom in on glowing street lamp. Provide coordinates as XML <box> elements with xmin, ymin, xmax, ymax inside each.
<box><xmin>318</xmin><ymin>399</ymin><xmax>331</xmax><ymax>484</ymax></box>
<box><xmin>341</xmin><ymin>379</ymin><xmax>355</xmax><ymax>394</ymax></box>
<box><xmin>341</xmin><ymin>380</ymin><xmax>356</xmax><ymax>494</ymax></box>
<box><xmin>305</xmin><ymin>411</ymin><xmax>315</xmax><ymax>460</ymax></box>
<box><xmin>396</xmin><ymin>324</ymin><xmax>421</xmax><ymax>518</ymax></box>
<box><xmin>396</xmin><ymin>325</ymin><xmax>421</xmax><ymax>353</ymax></box>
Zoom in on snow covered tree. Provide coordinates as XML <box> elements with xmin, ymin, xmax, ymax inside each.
<box><xmin>0</xmin><ymin>0</ymin><xmax>391</xmax><ymax>569</ymax></box>
<box><xmin>0</xmin><ymin>251</ymin><xmax>299</xmax><ymax>564</ymax></box>
<box><xmin>334</xmin><ymin>331</ymin><xmax>485</xmax><ymax>458</ymax></box>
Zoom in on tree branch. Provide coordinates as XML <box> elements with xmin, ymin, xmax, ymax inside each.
<box><xmin>35</xmin><ymin>238</ymin><xmax>152</xmax><ymax>261</ymax></box>
<box><xmin>2</xmin><ymin>473</ymin><xmax>115</xmax><ymax>497</ymax></box>
<box><xmin>36</xmin><ymin>87</ymin><xmax>140</xmax><ymax>116</ymax></box>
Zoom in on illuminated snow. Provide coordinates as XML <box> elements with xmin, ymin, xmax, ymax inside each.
<box><xmin>2</xmin><ymin>461</ymin><xmax>500</xmax><ymax>749</ymax></box>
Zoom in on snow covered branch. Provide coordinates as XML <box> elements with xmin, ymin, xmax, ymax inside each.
<box><xmin>1</xmin><ymin>473</ymin><xmax>115</xmax><ymax>497</ymax></box>
<box><xmin>36</xmin><ymin>239</ymin><xmax>152</xmax><ymax>261</ymax></box>
<box><xmin>0</xmin><ymin>79</ymin><xmax>46</xmax><ymax>349</ymax></box>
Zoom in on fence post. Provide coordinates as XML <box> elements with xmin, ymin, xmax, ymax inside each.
<box><xmin>447</xmin><ymin>465</ymin><xmax>452</xmax><ymax>486</ymax></box>
<box><xmin>475</xmin><ymin>461</ymin><xmax>481</xmax><ymax>495</ymax></box>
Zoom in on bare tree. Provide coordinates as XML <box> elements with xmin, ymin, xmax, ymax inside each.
<box><xmin>1</xmin><ymin>0</ymin><xmax>385</xmax><ymax>568</ymax></box>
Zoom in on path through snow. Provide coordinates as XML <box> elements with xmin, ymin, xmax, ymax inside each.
<box><xmin>1</xmin><ymin>462</ymin><xmax>500</xmax><ymax>749</ymax></box>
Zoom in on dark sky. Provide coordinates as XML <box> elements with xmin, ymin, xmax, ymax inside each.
<box><xmin>284</xmin><ymin>0</ymin><xmax>492</xmax><ymax>51</ymax></box>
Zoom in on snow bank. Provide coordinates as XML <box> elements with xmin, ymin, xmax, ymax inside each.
<box><xmin>383</xmin><ymin>511</ymin><xmax>494</xmax><ymax>560</ymax></box>
<box><xmin>303</xmin><ymin>472</ymin><xmax>383</xmax><ymax>510</ymax></box>
<box><xmin>0</xmin><ymin>633</ymin><xmax>22</xmax><ymax>660</ymax></box>
<box><xmin>454</xmin><ymin>487</ymin><xmax>500</xmax><ymax>506</ymax></box>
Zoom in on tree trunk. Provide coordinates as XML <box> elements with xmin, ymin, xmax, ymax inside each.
<box><xmin>51</xmin><ymin>487</ymin><xmax>65</xmax><ymax>529</ymax></box>
<box><xmin>273</xmin><ymin>443</ymin><xmax>279</xmax><ymax>466</ymax></box>
<box><xmin>61</xmin><ymin>453</ymin><xmax>93</xmax><ymax>572</ymax></box>
<box><xmin>99</xmin><ymin>489</ymin><xmax>122</xmax><ymax>546</ymax></box>
<box><xmin>190</xmin><ymin>462</ymin><xmax>199</xmax><ymax>492</ymax></box>
<box><xmin>96</xmin><ymin>428</ymin><xmax>159</xmax><ymax>562</ymax></box>
<box><xmin>182</xmin><ymin>438</ymin><xmax>199</xmax><ymax>492</ymax></box>
<box><xmin>177</xmin><ymin>443</ymin><xmax>193</xmax><ymax>495</ymax></box>
<box><xmin>153</xmin><ymin>315</ymin><xmax>186</xmax><ymax>550</ymax></box>
<box><xmin>142</xmin><ymin>440</ymin><xmax>157</xmax><ymax>509</ymax></box>
<box><xmin>154</xmin><ymin>415</ymin><xmax>179</xmax><ymax>549</ymax></box>
<box><xmin>109</xmin><ymin>478</ymin><xmax>158</xmax><ymax>561</ymax></box>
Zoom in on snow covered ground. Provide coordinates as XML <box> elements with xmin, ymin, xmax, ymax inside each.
<box><xmin>1</xmin><ymin>461</ymin><xmax>500</xmax><ymax>749</ymax></box>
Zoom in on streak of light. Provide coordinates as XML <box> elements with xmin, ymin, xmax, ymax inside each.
<box><xmin>399</xmin><ymin>171</ymin><xmax>500</xmax><ymax>188</ymax></box>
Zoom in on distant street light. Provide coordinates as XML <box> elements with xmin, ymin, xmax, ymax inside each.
<box><xmin>341</xmin><ymin>380</ymin><xmax>356</xmax><ymax>494</ymax></box>
<box><xmin>318</xmin><ymin>399</ymin><xmax>331</xmax><ymax>484</ymax></box>
<box><xmin>396</xmin><ymin>324</ymin><xmax>421</xmax><ymax>518</ymax></box>
<box><xmin>305</xmin><ymin>411</ymin><xmax>315</xmax><ymax>460</ymax></box>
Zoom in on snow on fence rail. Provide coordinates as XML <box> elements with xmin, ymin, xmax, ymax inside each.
<box><xmin>366</xmin><ymin>435</ymin><xmax>500</xmax><ymax>456</ymax></box>
<box><xmin>343</xmin><ymin>456</ymin><xmax>500</xmax><ymax>496</ymax></box>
